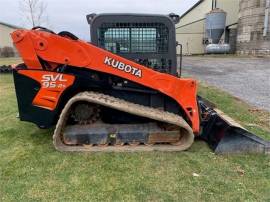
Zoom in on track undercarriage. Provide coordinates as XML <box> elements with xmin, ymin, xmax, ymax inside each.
<box><xmin>53</xmin><ymin>92</ymin><xmax>194</xmax><ymax>152</ymax></box>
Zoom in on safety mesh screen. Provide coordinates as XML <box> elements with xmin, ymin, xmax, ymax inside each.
<box><xmin>134</xmin><ymin>58</ymin><xmax>172</xmax><ymax>73</ymax></box>
<box><xmin>97</xmin><ymin>23</ymin><xmax>169</xmax><ymax>54</ymax></box>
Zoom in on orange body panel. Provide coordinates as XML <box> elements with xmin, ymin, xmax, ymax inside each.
<box><xmin>11</xmin><ymin>29</ymin><xmax>200</xmax><ymax>135</ymax></box>
<box><xmin>19</xmin><ymin>70</ymin><xmax>75</xmax><ymax>110</ymax></box>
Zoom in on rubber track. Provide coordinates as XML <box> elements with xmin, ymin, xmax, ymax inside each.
<box><xmin>53</xmin><ymin>91</ymin><xmax>194</xmax><ymax>152</ymax></box>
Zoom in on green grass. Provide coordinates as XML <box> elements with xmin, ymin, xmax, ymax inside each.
<box><xmin>0</xmin><ymin>74</ymin><xmax>270</xmax><ymax>201</ymax></box>
<box><xmin>0</xmin><ymin>57</ymin><xmax>22</xmax><ymax>66</ymax></box>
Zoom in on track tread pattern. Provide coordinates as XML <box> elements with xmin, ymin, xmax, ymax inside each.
<box><xmin>53</xmin><ymin>91</ymin><xmax>194</xmax><ymax>152</ymax></box>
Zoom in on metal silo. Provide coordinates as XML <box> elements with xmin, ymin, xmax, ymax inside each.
<box><xmin>205</xmin><ymin>8</ymin><xmax>227</xmax><ymax>44</ymax></box>
<box><xmin>237</xmin><ymin>0</ymin><xmax>270</xmax><ymax>55</ymax></box>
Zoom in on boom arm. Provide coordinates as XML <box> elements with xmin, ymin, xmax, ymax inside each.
<box><xmin>11</xmin><ymin>29</ymin><xmax>200</xmax><ymax>134</ymax></box>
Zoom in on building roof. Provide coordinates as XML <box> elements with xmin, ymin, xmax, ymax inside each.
<box><xmin>0</xmin><ymin>21</ymin><xmax>22</xmax><ymax>29</ymax></box>
<box><xmin>180</xmin><ymin>0</ymin><xmax>204</xmax><ymax>19</ymax></box>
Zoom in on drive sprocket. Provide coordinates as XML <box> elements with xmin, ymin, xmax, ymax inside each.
<box><xmin>71</xmin><ymin>103</ymin><xmax>100</xmax><ymax>125</ymax></box>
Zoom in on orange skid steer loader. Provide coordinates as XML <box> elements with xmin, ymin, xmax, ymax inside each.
<box><xmin>10</xmin><ymin>13</ymin><xmax>269</xmax><ymax>154</ymax></box>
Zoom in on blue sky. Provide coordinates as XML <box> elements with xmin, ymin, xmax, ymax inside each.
<box><xmin>0</xmin><ymin>0</ymin><xmax>199</xmax><ymax>40</ymax></box>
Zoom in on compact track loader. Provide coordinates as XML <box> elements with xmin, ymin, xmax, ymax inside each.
<box><xmin>11</xmin><ymin>13</ymin><xmax>269</xmax><ymax>154</ymax></box>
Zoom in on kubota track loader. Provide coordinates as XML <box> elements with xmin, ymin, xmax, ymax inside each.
<box><xmin>11</xmin><ymin>13</ymin><xmax>269</xmax><ymax>154</ymax></box>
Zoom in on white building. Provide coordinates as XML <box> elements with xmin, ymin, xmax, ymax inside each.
<box><xmin>176</xmin><ymin>0</ymin><xmax>240</xmax><ymax>55</ymax></box>
<box><xmin>0</xmin><ymin>22</ymin><xmax>21</xmax><ymax>49</ymax></box>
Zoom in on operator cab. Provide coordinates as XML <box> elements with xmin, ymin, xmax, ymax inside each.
<box><xmin>87</xmin><ymin>13</ymin><xmax>179</xmax><ymax>76</ymax></box>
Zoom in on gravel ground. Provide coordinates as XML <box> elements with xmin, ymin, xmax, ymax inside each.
<box><xmin>181</xmin><ymin>56</ymin><xmax>270</xmax><ymax>111</ymax></box>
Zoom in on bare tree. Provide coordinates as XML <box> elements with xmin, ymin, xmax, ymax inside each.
<box><xmin>19</xmin><ymin>0</ymin><xmax>48</xmax><ymax>27</ymax></box>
